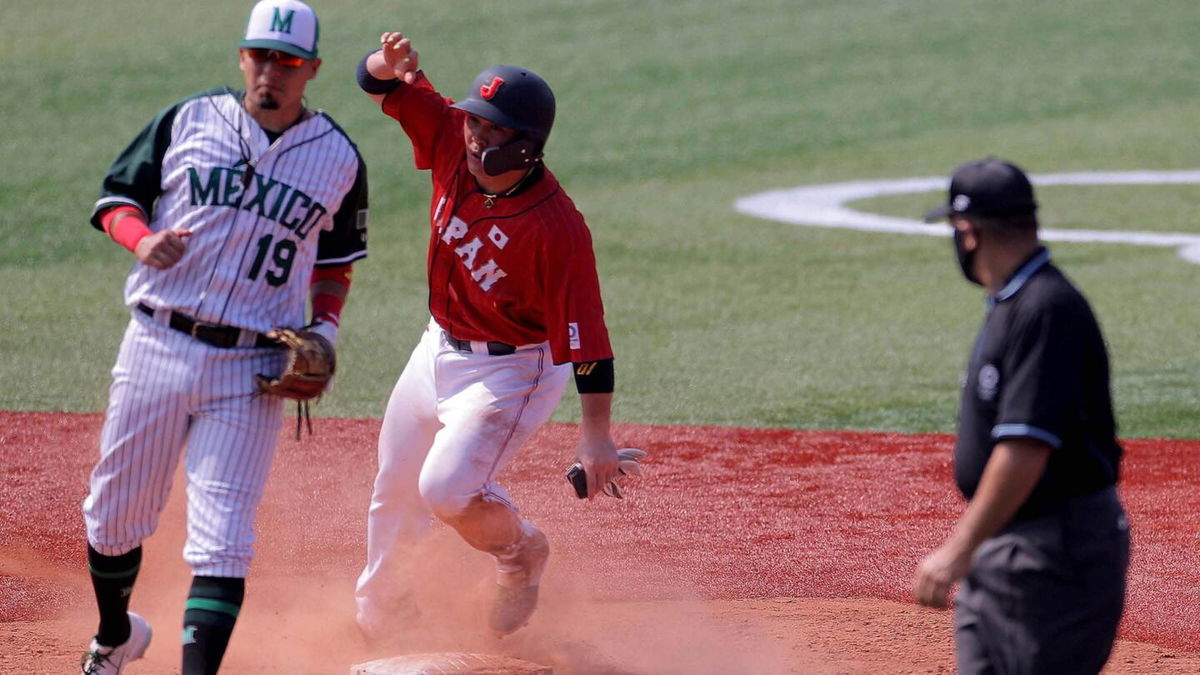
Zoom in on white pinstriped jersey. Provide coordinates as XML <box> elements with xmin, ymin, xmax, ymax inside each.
<box><xmin>91</xmin><ymin>87</ymin><xmax>368</xmax><ymax>334</ymax></box>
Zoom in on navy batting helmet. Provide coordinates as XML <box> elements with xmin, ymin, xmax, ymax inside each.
<box><xmin>451</xmin><ymin>65</ymin><xmax>556</xmax><ymax>175</ymax></box>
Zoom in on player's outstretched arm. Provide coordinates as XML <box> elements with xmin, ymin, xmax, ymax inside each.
<box><xmin>358</xmin><ymin>32</ymin><xmax>420</xmax><ymax>104</ymax></box>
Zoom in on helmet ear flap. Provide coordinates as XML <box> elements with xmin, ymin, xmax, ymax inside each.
<box><xmin>481</xmin><ymin>137</ymin><xmax>541</xmax><ymax>176</ymax></box>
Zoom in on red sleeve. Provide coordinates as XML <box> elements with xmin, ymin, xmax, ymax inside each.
<box><xmin>540</xmin><ymin>197</ymin><xmax>613</xmax><ymax>364</ymax></box>
<box><xmin>310</xmin><ymin>264</ymin><xmax>353</xmax><ymax>327</ymax></box>
<box><xmin>379</xmin><ymin>72</ymin><xmax>455</xmax><ymax>170</ymax></box>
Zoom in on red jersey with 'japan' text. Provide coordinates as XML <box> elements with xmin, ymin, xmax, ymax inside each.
<box><xmin>380</xmin><ymin>74</ymin><xmax>612</xmax><ymax>364</ymax></box>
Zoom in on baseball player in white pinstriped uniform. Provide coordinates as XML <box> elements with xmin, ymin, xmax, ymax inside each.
<box><xmin>79</xmin><ymin>2</ymin><xmax>367</xmax><ymax>674</ymax></box>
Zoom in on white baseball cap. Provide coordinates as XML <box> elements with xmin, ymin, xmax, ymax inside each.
<box><xmin>240</xmin><ymin>0</ymin><xmax>320</xmax><ymax>60</ymax></box>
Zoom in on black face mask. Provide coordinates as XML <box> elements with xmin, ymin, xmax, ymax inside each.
<box><xmin>953</xmin><ymin>228</ymin><xmax>982</xmax><ymax>286</ymax></box>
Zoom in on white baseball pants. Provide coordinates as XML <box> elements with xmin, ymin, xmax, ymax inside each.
<box><xmin>83</xmin><ymin>311</ymin><xmax>285</xmax><ymax>578</ymax></box>
<box><xmin>355</xmin><ymin>319</ymin><xmax>569</xmax><ymax>626</ymax></box>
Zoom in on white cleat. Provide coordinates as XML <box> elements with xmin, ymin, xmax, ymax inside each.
<box><xmin>80</xmin><ymin>611</ymin><xmax>152</xmax><ymax>674</ymax></box>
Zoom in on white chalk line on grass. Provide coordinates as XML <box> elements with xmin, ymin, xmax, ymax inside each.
<box><xmin>734</xmin><ymin>170</ymin><xmax>1200</xmax><ymax>265</ymax></box>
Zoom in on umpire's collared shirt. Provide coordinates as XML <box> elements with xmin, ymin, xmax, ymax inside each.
<box><xmin>955</xmin><ymin>247</ymin><xmax>1122</xmax><ymax>521</ymax></box>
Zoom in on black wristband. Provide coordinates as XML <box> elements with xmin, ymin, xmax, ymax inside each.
<box><xmin>573</xmin><ymin>358</ymin><xmax>615</xmax><ymax>394</ymax></box>
<box><xmin>356</xmin><ymin>50</ymin><xmax>401</xmax><ymax>95</ymax></box>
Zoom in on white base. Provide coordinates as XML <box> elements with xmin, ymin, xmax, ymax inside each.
<box><xmin>350</xmin><ymin>652</ymin><xmax>551</xmax><ymax>674</ymax></box>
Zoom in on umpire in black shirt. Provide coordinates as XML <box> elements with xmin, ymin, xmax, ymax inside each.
<box><xmin>913</xmin><ymin>158</ymin><xmax>1130</xmax><ymax>674</ymax></box>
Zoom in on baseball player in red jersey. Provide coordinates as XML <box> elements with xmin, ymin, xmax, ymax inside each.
<box><xmin>79</xmin><ymin>2</ymin><xmax>366</xmax><ymax>674</ymax></box>
<box><xmin>353</xmin><ymin>32</ymin><xmax>631</xmax><ymax>638</ymax></box>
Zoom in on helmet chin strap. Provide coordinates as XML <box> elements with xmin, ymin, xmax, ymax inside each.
<box><xmin>481</xmin><ymin>137</ymin><xmax>541</xmax><ymax>176</ymax></box>
<box><xmin>479</xmin><ymin>164</ymin><xmax>537</xmax><ymax>209</ymax></box>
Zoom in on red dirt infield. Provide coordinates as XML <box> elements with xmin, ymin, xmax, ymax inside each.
<box><xmin>2</xmin><ymin>411</ymin><xmax>1198</xmax><ymax>673</ymax></box>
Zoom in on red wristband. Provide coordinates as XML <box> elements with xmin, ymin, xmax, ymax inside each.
<box><xmin>101</xmin><ymin>206</ymin><xmax>152</xmax><ymax>253</ymax></box>
<box><xmin>311</xmin><ymin>295</ymin><xmax>346</xmax><ymax>326</ymax></box>
<box><xmin>311</xmin><ymin>264</ymin><xmax>352</xmax><ymax>326</ymax></box>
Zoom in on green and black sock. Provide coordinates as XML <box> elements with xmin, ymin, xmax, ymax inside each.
<box><xmin>87</xmin><ymin>544</ymin><xmax>141</xmax><ymax>647</ymax></box>
<box><xmin>182</xmin><ymin>575</ymin><xmax>245</xmax><ymax>675</ymax></box>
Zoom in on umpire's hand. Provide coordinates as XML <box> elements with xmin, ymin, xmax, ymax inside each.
<box><xmin>913</xmin><ymin>539</ymin><xmax>973</xmax><ymax>608</ymax></box>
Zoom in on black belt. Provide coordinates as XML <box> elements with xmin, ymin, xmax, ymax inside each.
<box><xmin>137</xmin><ymin>303</ymin><xmax>277</xmax><ymax>349</ymax></box>
<box><xmin>444</xmin><ymin>333</ymin><xmax>517</xmax><ymax>356</ymax></box>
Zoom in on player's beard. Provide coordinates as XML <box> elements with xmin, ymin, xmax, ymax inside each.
<box><xmin>258</xmin><ymin>92</ymin><xmax>281</xmax><ymax>110</ymax></box>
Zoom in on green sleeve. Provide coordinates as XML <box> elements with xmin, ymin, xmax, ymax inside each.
<box><xmin>315</xmin><ymin>154</ymin><xmax>369</xmax><ymax>265</ymax></box>
<box><xmin>89</xmin><ymin>102</ymin><xmax>180</xmax><ymax>230</ymax></box>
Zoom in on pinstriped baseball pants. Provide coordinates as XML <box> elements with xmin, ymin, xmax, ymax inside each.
<box><xmin>83</xmin><ymin>311</ymin><xmax>286</xmax><ymax>578</ymax></box>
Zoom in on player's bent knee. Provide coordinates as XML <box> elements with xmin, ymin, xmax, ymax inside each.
<box><xmin>421</xmin><ymin>486</ymin><xmax>477</xmax><ymax>521</ymax></box>
<box><xmin>417</xmin><ymin>472</ymin><xmax>484</xmax><ymax>517</ymax></box>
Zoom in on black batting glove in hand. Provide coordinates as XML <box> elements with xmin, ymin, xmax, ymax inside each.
<box><xmin>566</xmin><ymin>448</ymin><xmax>647</xmax><ymax>499</ymax></box>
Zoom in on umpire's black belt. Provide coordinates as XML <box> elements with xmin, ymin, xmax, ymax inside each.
<box><xmin>443</xmin><ymin>332</ymin><xmax>517</xmax><ymax>356</ymax></box>
<box><xmin>137</xmin><ymin>302</ymin><xmax>276</xmax><ymax>349</ymax></box>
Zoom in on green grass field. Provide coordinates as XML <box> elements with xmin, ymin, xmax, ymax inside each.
<box><xmin>2</xmin><ymin>0</ymin><xmax>1197</xmax><ymax>437</ymax></box>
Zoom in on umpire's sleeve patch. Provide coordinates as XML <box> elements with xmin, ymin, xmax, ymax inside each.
<box><xmin>356</xmin><ymin>208</ymin><xmax>368</xmax><ymax>240</ymax></box>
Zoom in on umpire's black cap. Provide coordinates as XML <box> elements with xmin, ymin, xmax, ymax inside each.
<box><xmin>924</xmin><ymin>158</ymin><xmax>1038</xmax><ymax>222</ymax></box>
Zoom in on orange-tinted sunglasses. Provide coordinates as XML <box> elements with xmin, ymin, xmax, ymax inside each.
<box><xmin>245</xmin><ymin>48</ymin><xmax>306</xmax><ymax>68</ymax></box>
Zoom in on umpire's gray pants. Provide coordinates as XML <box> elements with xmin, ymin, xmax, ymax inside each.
<box><xmin>954</xmin><ymin>486</ymin><xmax>1130</xmax><ymax>675</ymax></box>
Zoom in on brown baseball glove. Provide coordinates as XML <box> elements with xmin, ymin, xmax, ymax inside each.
<box><xmin>255</xmin><ymin>327</ymin><xmax>336</xmax><ymax>401</ymax></box>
